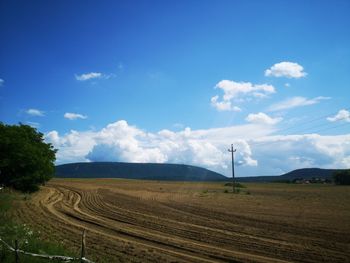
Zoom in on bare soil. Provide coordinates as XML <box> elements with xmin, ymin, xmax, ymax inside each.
<box><xmin>13</xmin><ymin>179</ymin><xmax>350</xmax><ymax>262</ymax></box>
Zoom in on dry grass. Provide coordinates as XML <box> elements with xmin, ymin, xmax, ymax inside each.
<box><xmin>13</xmin><ymin>179</ymin><xmax>350</xmax><ymax>262</ymax></box>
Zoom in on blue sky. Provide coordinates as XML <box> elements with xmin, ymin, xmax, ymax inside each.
<box><xmin>1</xmin><ymin>0</ymin><xmax>350</xmax><ymax>176</ymax></box>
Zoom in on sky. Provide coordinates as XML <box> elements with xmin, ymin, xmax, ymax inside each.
<box><xmin>1</xmin><ymin>0</ymin><xmax>350</xmax><ymax>177</ymax></box>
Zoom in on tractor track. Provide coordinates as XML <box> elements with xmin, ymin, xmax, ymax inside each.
<box><xmin>14</xmin><ymin>179</ymin><xmax>350</xmax><ymax>263</ymax></box>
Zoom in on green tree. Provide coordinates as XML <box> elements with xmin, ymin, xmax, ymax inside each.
<box><xmin>333</xmin><ymin>170</ymin><xmax>350</xmax><ymax>185</ymax></box>
<box><xmin>0</xmin><ymin>123</ymin><xmax>57</xmax><ymax>192</ymax></box>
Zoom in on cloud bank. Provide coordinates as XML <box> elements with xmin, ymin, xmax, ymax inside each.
<box><xmin>45</xmin><ymin>120</ymin><xmax>350</xmax><ymax>176</ymax></box>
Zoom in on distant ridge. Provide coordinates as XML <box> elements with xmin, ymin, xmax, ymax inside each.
<box><xmin>55</xmin><ymin>162</ymin><xmax>227</xmax><ymax>181</ymax></box>
<box><xmin>236</xmin><ymin>168</ymin><xmax>343</xmax><ymax>182</ymax></box>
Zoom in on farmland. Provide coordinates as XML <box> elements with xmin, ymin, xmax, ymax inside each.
<box><xmin>13</xmin><ymin>179</ymin><xmax>350</xmax><ymax>262</ymax></box>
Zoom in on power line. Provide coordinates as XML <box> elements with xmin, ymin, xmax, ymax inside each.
<box><xmin>249</xmin><ymin>121</ymin><xmax>349</xmax><ymax>149</ymax></box>
<box><xmin>270</xmin><ymin>107</ymin><xmax>350</xmax><ymax>136</ymax></box>
<box><xmin>311</xmin><ymin>121</ymin><xmax>350</xmax><ymax>134</ymax></box>
<box><xmin>247</xmin><ymin>108</ymin><xmax>350</xmax><ymax>148</ymax></box>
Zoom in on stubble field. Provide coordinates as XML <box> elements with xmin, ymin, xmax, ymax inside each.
<box><xmin>13</xmin><ymin>179</ymin><xmax>350</xmax><ymax>262</ymax></box>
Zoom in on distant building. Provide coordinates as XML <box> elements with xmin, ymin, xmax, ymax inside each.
<box><xmin>292</xmin><ymin>177</ymin><xmax>331</xmax><ymax>184</ymax></box>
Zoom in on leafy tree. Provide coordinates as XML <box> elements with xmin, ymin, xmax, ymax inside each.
<box><xmin>0</xmin><ymin>123</ymin><xmax>57</xmax><ymax>192</ymax></box>
<box><xmin>333</xmin><ymin>170</ymin><xmax>350</xmax><ymax>185</ymax></box>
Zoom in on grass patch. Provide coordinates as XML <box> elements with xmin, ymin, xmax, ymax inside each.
<box><xmin>0</xmin><ymin>188</ymin><xmax>75</xmax><ymax>262</ymax></box>
<box><xmin>224</xmin><ymin>182</ymin><xmax>246</xmax><ymax>188</ymax></box>
<box><xmin>223</xmin><ymin>182</ymin><xmax>251</xmax><ymax>194</ymax></box>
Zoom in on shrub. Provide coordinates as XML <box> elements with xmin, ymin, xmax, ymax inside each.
<box><xmin>224</xmin><ymin>182</ymin><xmax>246</xmax><ymax>188</ymax></box>
<box><xmin>333</xmin><ymin>170</ymin><xmax>350</xmax><ymax>185</ymax></box>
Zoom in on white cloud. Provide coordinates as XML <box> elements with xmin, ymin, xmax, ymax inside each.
<box><xmin>46</xmin><ymin>130</ymin><xmax>96</xmax><ymax>163</ymax></box>
<box><xmin>248</xmin><ymin>134</ymin><xmax>350</xmax><ymax>174</ymax></box>
<box><xmin>46</xmin><ymin>130</ymin><xmax>60</xmax><ymax>145</ymax></box>
<box><xmin>64</xmin><ymin>112</ymin><xmax>87</xmax><ymax>120</ymax></box>
<box><xmin>269</xmin><ymin>96</ymin><xmax>330</xmax><ymax>111</ymax></box>
<box><xmin>216</xmin><ymin>80</ymin><xmax>275</xmax><ymax>100</ymax></box>
<box><xmin>46</xmin><ymin>120</ymin><xmax>276</xmax><ymax>175</ymax></box>
<box><xmin>75</xmin><ymin>72</ymin><xmax>102</xmax><ymax>81</ymax></box>
<box><xmin>75</xmin><ymin>71</ymin><xmax>116</xmax><ymax>81</ymax></box>
<box><xmin>210</xmin><ymin>95</ymin><xmax>241</xmax><ymax>112</ymax></box>
<box><xmin>45</xmin><ymin>120</ymin><xmax>350</xmax><ymax>177</ymax></box>
<box><xmin>265</xmin><ymin>62</ymin><xmax>307</xmax><ymax>78</ymax></box>
<box><xmin>0</xmin><ymin>79</ymin><xmax>4</xmax><ymax>86</ymax></box>
<box><xmin>327</xmin><ymin>109</ymin><xmax>350</xmax><ymax>122</ymax></box>
<box><xmin>26</xmin><ymin>108</ymin><xmax>45</xmax><ymax>117</ymax></box>
<box><xmin>245</xmin><ymin>112</ymin><xmax>282</xmax><ymax>125</ymax></box>
<box><xmin>252</xmin><ymin>92</ymin><xmax>269</xmax><ymax>99</ymax></box>
<box><xmin>211</xmin><ymin>80</ymin><xmax>275</xmax><ymax>112</ymax></box>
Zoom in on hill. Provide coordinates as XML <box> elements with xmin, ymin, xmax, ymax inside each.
<box><xmin>55</xmin><ymin>162</ymin><xmax>227</xmax><ymax>181</ymax></box>
<box><xmin>236</xmin><ymin>168</ymin><xmax>342</xmax><ymax>182</ymax></box>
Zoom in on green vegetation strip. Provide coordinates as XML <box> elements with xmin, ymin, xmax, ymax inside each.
<box><xmin>0</xmin><ymin>237</ymin><xmax>89</xmax><ymax>261</ymax></box>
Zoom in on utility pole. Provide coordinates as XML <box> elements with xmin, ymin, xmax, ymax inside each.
<box><xmin>228</xmin><ymin>144</ymin><xmax>236</xmax><ymax>193</ymax></box>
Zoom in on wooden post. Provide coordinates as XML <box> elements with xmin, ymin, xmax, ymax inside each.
<box><xmin>80</xmin><ymin>229</ymin><xmax>86</xmax><ymax>263</ymax></box>
<box><xmin>15</xmin><ymin>240</ymin><xmax>19</xmax><ymax>263</ymax></box>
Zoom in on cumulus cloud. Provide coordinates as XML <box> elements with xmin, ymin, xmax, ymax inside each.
<box><xmin>245</xmin><ymin>112</ymin><xmax>282</xmax><ymax>125</ymax></box>
<box><xmin>46</xmin><ymin>130</ymin><xmax>60</xmax><ymax>145</ymax></box>
<box><xmin>26</xmin><ymin>108</ymin><xmax>45</xmax><ymax>116</ymax></box>
<box><xmin>45</xmin><ymin>130</ymin><xmax>96</xmax><ymax>163</ymax></box>
<box><xmin>75</xmin><ymin>72</ymin><xmax>103</xmax><ymax>81</ymax></box>
<box><xmin>327</xmin><ymin>109</ymin><xmax>350</xmax><ymax>122</ymax></box>
<box><xmin>0</xmin><ymin>78</ymin><xmax>4</xmax><ymax>86</ymax></box>
<box><xmin>269</xmin><ymin>96</ymin><xmax>330</xmax><ymax>112</ymax></box>
<box><xmin>45</xmin><ymin>119</ymin><xmax>350</xmax><ymax>177</ymax></box>
<box><xmin>64</xmin><ymin>112</ymin><xmax>88</xmax><ymax>120</ymax></box>
<box><xmin>211</xmin><ymin>80</ymin><xmax>275</xmax><ymax>112</ymax></box>
<box><xmin>210</xmin><ymin>95</ymin><xmax>241</xmax><ymax>112</ymax></box>
<box><xmin>248</xmin><ymin>134</ymin><xmax>350</xmax><ymax>174</ymax></box>
<box><xmin>265</xmin><ymin>62</ymin><xmax>307</xmax><ymax>78</ymax></box>
<box><xmin>216</xmin><ymin>80</ymin><xmax>275</xmax><ymax>100</ymax></box>
<box><xmin>45</xmin><ymin>120</ymin><xmax>277</xmax><ymax>175</ymax></box>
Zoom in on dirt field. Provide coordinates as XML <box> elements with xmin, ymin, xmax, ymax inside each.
<box><xmin>13</xmin><ymin>179</ymin><xmax>350</xmax><ymax>262</ymax></box>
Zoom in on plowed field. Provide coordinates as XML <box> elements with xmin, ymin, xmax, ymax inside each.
<box><xmin>14</xmin><ymin>179</ymin><xmax>350</xmax><ymax>262</ymax></box>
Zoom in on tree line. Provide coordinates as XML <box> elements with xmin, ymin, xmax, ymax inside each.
<box><xmin>333</xmin><ymin>170</ymin><xmax>350</xmax><ymax>185</ymax></box>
